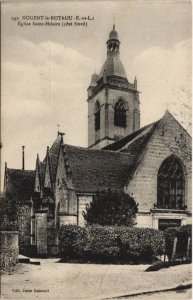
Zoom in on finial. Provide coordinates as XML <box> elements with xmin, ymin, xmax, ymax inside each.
<box><xmin>47</xmin><ymin>146</ymin><xmax>50</xmax><ymax>153</ymax></box>
<box><xmin>58</xmin><ymin>132</ymin><xmax>65</xmax><ymax>143</ymax></box>
<box><xmin>113</xmin><ymin>12</ymin><xmax>115</xmax><ymax>30</ymax></box>
<box><xmin>57</xmin><ymin>124</ymin><xmax>60</xmax><ymax>136</ymax></box>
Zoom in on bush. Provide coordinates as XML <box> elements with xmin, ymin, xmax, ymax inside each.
<box><xmin>59</xmin><ymin>225</ymin><xmax>86</xmax><ymax>259</ymax></box>
<box><xmin>83</xmin><ymin>189</ymin><xmax>138</xmax><ymax>226</ymax></box>
<box><xmin>85</xmin><ymin>225</ymin><xmax>119</xmax><ymax>262</ymax></box>
<box><xmin>165</xmin><ymin>224</ymin><xmax>192</xmax><ymax>261</ymax></box>
<box><xmin>116</xmin><ymin>227</ymin><xmax>164</xmax><ymax>263</ymax></box>
<box><xmin>59</xmin><ymin>225</ymin><xmax>165</xmax><ymax>264</ymax></box>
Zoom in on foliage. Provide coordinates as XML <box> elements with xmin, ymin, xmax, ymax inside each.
<box><xmin>116</xmin><ymin>226</ymin><xmax>164</xmax><ymax>263</ymax></box>
<box><xmin>59</xmin><ymin>225</ymin><xmax>165</xmax><ymax>264</ymax></box>
<box><xmin>59</xmin><ymin>225</ymin><xmax>86</xmax><ymax>259</ymax></box>
<box><xmin>85</xmin><ymin>225</ymin><xmax>119</xmax><ymax>262</ymax></box>
<box><xmin>0</xmin><ymin>192</ymin><xmax>20</xmax><ymax>231</ymax></box>
<box><xmin>164</xmin><ymin>224</ymin><xmax>192</xmax><ymax>261</ymax></box>
<box><xmin>83</xmin><ymin>189</ymin><xmax>138</xmax><ymax>226</ymax></box>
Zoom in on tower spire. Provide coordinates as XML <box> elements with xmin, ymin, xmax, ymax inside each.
<box><xmin>113</xmin><ymin>12</ymin><xmax>115</xmax><ymax>30</ymax></box>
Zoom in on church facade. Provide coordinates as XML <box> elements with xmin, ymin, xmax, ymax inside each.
<box><xmin>4</xmin><ymin>26</ymin><xmax>192</xmax><ymax>256</ymax></box>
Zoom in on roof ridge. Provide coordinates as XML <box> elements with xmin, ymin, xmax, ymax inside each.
<box><xmin>65</xmin><ymin>144</ymin><xmax>133</xmax><ymax>156</ymax></box>
<box><xmin>103</xmin><ymin>119</ymin><xmax>160</xmax><ymax>151</ymax></box>
<box><xmin>7</xmin><ymin>168</ymin><xmax>35</xmax><ymax>172</ymax></box>
<box><xmin>125</xmin><ymin>120</ymin><xmax>160</xmax><ymax>185</ymax></box>
<box><xmin>166</xmin><ymin>111</ymin><xmax>192</xmax><ymax>139</ymax></box>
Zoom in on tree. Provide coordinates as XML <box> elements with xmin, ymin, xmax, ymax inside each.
<box><xmin>0</xmin><ymin>191</ymin><xmax>20</xmax><ymax>231</ymax></box>
<box><xmin>83</xmin><ymin>189</ymin><xmax>138</xmax><ymax>226</ymax></box>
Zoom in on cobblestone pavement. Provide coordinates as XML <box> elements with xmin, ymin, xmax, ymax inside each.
<box><xmin>1</xmin><ymin>259</ymin><xmax>192</xmax><ymax>300</ymax></box>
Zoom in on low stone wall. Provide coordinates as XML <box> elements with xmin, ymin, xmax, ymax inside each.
<box><xmin>0</xmin><ymin>231</ymin><xmax>19</xmax><ymax>272</ymax></box>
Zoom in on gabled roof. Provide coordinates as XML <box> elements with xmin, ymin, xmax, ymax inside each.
<box><xmin>44</xmin><ymin>120</ymin><xmax>160</xmax><ymax>193</ymax></box>
<box><xmin>43</xmin><ymin>136</ymin><xmax>61</xmax><ymax>185</ymax></box>
<box><xmin>65</xmin><ymin>145</ymin><xmax>134</xmax><ymax>193</ymax></box>
<box><xmin>102</xmin><ymin>120</ymin><xmax>161</xmax><ymax>183</ymax></box>
<box><xmin>103</xmin><ymin>121</ymin><xmax>160</xmax><ymax>152</ymax></box>
<box><xmin>5</xmin><ymin>168</ymin><xmax>35</xmax><ymax>203</ymax></box>
<box><xmin>39</xmin><ymin>161</ymin><xmax>46</xmax><ymax>186</ymax></box>
<box><xmin>44</xmin><ymin>135</ymin><xmax>134</xmax><ymax>192</ymax></box>
<box><xmin>39</xmin><ymin>111</ymin><xmax>191</xmax><ymax>193</ymax></box>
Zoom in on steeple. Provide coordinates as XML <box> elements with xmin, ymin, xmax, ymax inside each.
<box><xmin>87</xmin><ymin>25</ymin><xmax>140</xmax><ymax>149</ymax></box>
<box><xmin>99</xmin><ymin>25</ymin><xmax>127</xmax><ymax>79</ymax></box>
<box><xmin>107</xmin><ymin>24</ymin><xmax>120</xmax><ymax>53</ymax></box>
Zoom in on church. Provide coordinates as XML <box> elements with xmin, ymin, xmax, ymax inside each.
<box><xmin>3</xmin><ymin>26</ymin><xmax>192</xmax><ymax>256</ymax></box>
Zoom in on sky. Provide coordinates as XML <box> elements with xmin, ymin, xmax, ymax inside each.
<box><xmin>1</xmin><ymin>0</ymin><xmax>192</xmax><ymax>182</ymax></box>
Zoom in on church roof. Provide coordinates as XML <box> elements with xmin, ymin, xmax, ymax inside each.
<box><xmin>99</xmin><ymin>53</ymin><xmax>127</xmax><ymax>79</ymax></box>
<box><xmin>99</xmin><ymin>26</ymin><xmax>127</xmax><ymax>79</ymax></box>
<box><xmin>109</xmin><ymin>27</ymin><xmax>119</xmax><ymax>40</ymax></box>
<box><xmin>42</xmin><ymin>136</ymin><xmax>134</xmax><ymax>193</ymax></box>
<box><xmin>41</xmin><ymin>119</ymin><xmax>161</xmax><ymax>193</ymax></box>
<box><xmin>103</xmin><ymin>120</ymin><xmax>161</xmax><ymax>182</ymax></box>
<box><xmin>39</xmin><ymin>161</ymin><xmax>46</xmax><ymax>185</ymax></box>
<box><xmin>64</xmin><ymin>145</ymin><xmax>134</xmax><ymax>193</ymax></box>
<box><xmin>43</xmin><ymin>136</ymin><xmax>61</xmax><ymax>183</ymax></box>
<box><xmin>103</xmin><ymin>121</ymin><xmax>160</xmax><ymax>152</ymax></box>
<box><xmin>5</xmin><ymin>168</ymin><xmax>35</xmax><ymax>203</ymax></box>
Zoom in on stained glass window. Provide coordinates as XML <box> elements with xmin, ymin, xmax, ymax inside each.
<box><xmin>157</xmin><ymin>156</ymin><xmax>185</xmax><ymax>209</ymax></box>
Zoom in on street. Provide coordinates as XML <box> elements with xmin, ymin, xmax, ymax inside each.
<box><xmin>1</xmin><ymin>259</ymin><xmax>191</xmax><ymax>300</ymax></box>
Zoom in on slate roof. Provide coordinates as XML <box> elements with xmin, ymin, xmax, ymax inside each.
<box><xmin>103</xmin><ymin>121</ymin><xmax>160</xmax><ymax>152</ymax></box>
<box><xmin>42</xmin><ymin>120</ymin><xmax>161</xmax><ymax>193</ymax></box>
<box><xmin>99</xmin><ymin>52</ymin><xmax>127</xmax><ymax>79</ymax></box>
<box><xmin>64</xmin><ymin>145</ymin><xmax>134</xmax><ymax>193</ymax></box>
<box><xmin>5</xmin><ymin>168</ymin><xmax>35</xmax><ymax>203</ymax></box>
<box><xmin>102</xmin><ymin>120</ymin><xmax>161</xmax><ymax>183</ymax></box>
<box><xmin>4</xmin><ymin>119</ymin><xmax>161</xmax><ymax>198</ymax></box>
<box><xmin>39</xmin><ymin>161</ymin><xmax>46</xmax><ymax>185</ymax></box>
<box><xmin>43</xmin><ymin>136</ymin><xmax>61</xmax><ymax>183</ymax></box>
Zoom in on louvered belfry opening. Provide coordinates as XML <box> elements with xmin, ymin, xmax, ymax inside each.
<box><xmin>114</xmin><ymin>99</ymin><xmax>127</xmax><ymax>128</ymax></box>
<box><xmin>157</xmin><ymin>155</ymin><xmax>185</xmax><ymax>209</ymax></box>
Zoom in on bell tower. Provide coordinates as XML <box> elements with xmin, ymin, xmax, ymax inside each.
<box><xmin>87</xmin><ymin>25</ymin><xmax>140</xmax><ymax>149</ymax></box>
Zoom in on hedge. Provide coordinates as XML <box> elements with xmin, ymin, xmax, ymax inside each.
<box><xmin>164</xmin><ymin>224</ymin><xmax>192</xmax><ymax>261</ymax></box>
<box><xmin>116</xmin><ymin>227</ymin><xmax>164</xmax><ymax>262</ymax></box>
<box><xmin>59</xmin><ymin>225</ymin><xmax>165</xmax><ymax>263</ymax></box>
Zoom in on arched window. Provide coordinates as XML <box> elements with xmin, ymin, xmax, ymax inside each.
<box><xmin>157</xmin><ymin>156</ymin><xmax>185</xmax><ymax>209</ymax></box>
<box><xmin>114</xmin><ymin>99</ymin><xmax>127</xmax><ymax>128</ymax></box>
<box><xmin>94</xmin><ymin>101</ymin><xmax>100</xmax><ymax>131</ymax></box>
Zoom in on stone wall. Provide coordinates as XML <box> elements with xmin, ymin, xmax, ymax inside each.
<box><xmin>88</xmin><ymin>85</ymin><xmax>140</xmax><ymax>149</ymax></box>
<box><xmin>35</xmin><ymin>211</ymin><xmax>48</xmax><ymax>256</ymax></box>
<box><xmin>59</xmin><ymin>215</ymin><xmax>77</xmax><ymax>226</ymax></box>
<box><xmin>19</xmin><ymin>205</ymin><xmax>32</xmax><ymax>249</ymax></box>
<box><xmin>126</xmin><ymin>112</ymin><xmax>192</xmax><ymax>212</ymax></box>
<box><xmin>0</xmin><ymin>231</ymin><xmax>19</xmax><ymax>272</ymax></box>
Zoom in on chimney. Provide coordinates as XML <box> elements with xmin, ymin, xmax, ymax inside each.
<box><xmin>134</xmin><ymin>76</ymin><xmax>137</xmax><ymax>89</ymax></box>
<box><xmin>22</xmin><ymin>146</ymin><xmax>25</xmax><ymax>170</ymax></box>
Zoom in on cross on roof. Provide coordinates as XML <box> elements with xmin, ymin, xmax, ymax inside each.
<box><xmin>58</xmin><ymin>131</ymin><xmax>65</xmax><ymax>137</ymax></box>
